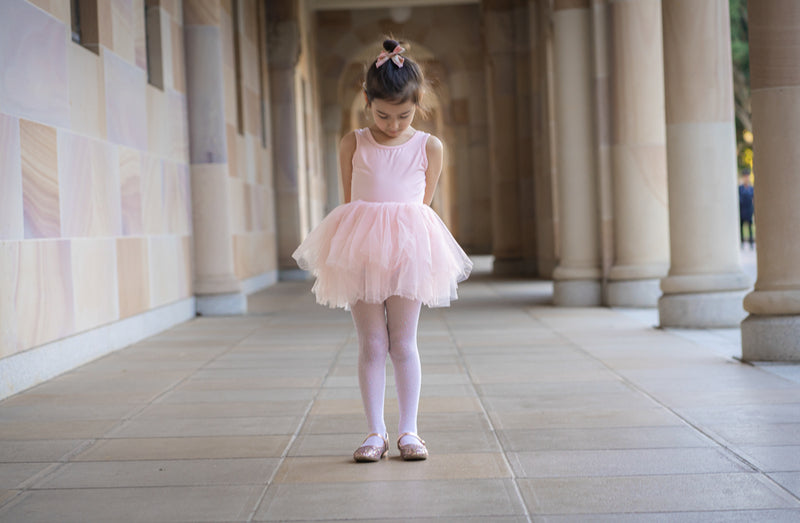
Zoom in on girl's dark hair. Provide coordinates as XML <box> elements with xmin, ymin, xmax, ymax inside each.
<box><xmin>364</xmin><ymin>39</ymin><xmax>427</xmax><ymax>110</ymax></box>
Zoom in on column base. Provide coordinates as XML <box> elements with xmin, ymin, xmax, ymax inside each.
<box><xmin>196</xmin><ymin>292</ymin><xmax>247</xmax><ymax>316</ymax></box>
<box><xmin>606</xmin><ymin>278</ymin><xmax>661</xmax><ymax>307</ymax></box>
<box><xmin>741</xmin><ymin>314</ymin><xmax>800</xmax><ymax>362</ymax></box>
<box><xmin>554</xmin><ymin>279</ymin><xmax>602</xmax><ymax>306</ymax></box>
<box><xmin>659</xmin><ymin>290</ymin><xmax>748</xmax><ymax>328</ymax></box>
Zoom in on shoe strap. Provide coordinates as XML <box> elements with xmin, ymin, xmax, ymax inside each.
<box><xmin>397</xmin><ymin>432</ymin><xmax>426</xmax><ymax>447</ymax></box>
<box><xmin>361</xmin><ymin>433</ymin><xmax>389</xmax><ymax>446</ymax></box>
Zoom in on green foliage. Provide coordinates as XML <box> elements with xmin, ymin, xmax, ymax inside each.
<box><xmin>730</xmin><ymin>0</ymin><xmax>751</xmax><ymax>173</ymax></box>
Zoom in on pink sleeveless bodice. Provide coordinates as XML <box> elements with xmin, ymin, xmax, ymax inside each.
<box><xmin>351</xmin><ymin>128</ymin><xmax>429</xmax><ymax>203</ymax></box>
<box><xmin>292</xmin><ymin>127</ymin><xmax>472</xmax><ymax>309</ymax></box>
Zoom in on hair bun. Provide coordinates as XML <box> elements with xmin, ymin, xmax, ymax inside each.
<box><xmin>383</xmin><ymin>38</ymin><xmax>400</xmax><ymax>52</ymax></box>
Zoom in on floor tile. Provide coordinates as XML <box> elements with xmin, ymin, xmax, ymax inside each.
<box><xmin>0</xmin><ymin>440</ymin><xmax>89</xmax><ymax>463</ymax></box>
<box><xmin>0</xmin><ymin>420</ymin><xmax>117</xmax><ymax>440</ymax></box>
<box><xmin>509</xmin><ymin>447</ymin><xmax>749</xmax><ymax>478</ymax></box>
<box><xmin>255</xmin><ymin>479</ymin><xmax>526</xmax><ymax>521</ymax></box>
<box><xmin>769</xmin><ymin>472</ymin><xmax>800</xmax><ymax>498</ymax></box>
<box><xmin>519</xmin><ymin>473</ymin><xmax>799</xmax><ymax>515</ymax></box>
<box><xmin>0</xmin><ymin>486</ymin><xmax>263</xmax><ymax>523</ymax></box>
<box><xmin>488</xmin><ymin>407</ymin><xmax>682</xmax><ymax>430</ymax></box>
<box><xmin>497</xmin><ymin>426</ymin><xmax>712</xmax><ymax>451</ymax></box>
<box><xmin>136</xmin><ymin>399</ymin><xmax>311</xmax><ymax>419</ymax></box>
<box><xmin>539</xmin><ymin>509</ymin><xmax>800</xmax><ymax>522</ymax></box>
<box><xmin>273</xmin><ymin>453</ymin><xmax>510</xmax><ymax>483</ymax></box>
<box><xmin>105</xmin><ymin>416</ymin><xmax>302</xmax><ymax>438</ymax></box>
<box><xmin>0</xmin><ymin>463</ymin><xmax>52</xmax><ymax>489</ymax></box>
<box><xmin>35</xmin><ymin>458</ymin><xmax>280</xmax><ymax>488</ymax></box>
<box><xmin>740</xmin><ymin>446</ymin><xmax>800</xmax><ymax>472</ymax></box>
<box><xmin>74</xmin><ymin>435</ymin><xmax>290</xmax><ymax>461</ymax></box>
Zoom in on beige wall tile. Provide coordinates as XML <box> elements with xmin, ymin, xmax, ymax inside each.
<box><xmin>226</xmin><ymin>123</ymin><xmax>239</xmax><ymax>178</ymax></box>
<box><xmin>160</xmin><ymin>7</ymin><xmax>176</xmax><ymax>90</ymax></box>
<box><xmin>134</xmin><ymin>0</ymin><xmax>147</xmax><ymax>69</ymax></box>
<box><xmin>233</xmin><ymin>231</ymin><xmax>275</xmax><ymax>279</ymax></box>
<box><xmin>167</xmin><ymin>90</ymin><xmax>190</xmax><ymax>163</ymax></box>
<box><xmin>117</xmin><ymin>237</ymin><xmax>150</xmax><ymax>318</ymax></box>
<box><xmin>171</xmin><ymin>18</ymin><xmax>186</xmax><ymax>93</ymax></box>
<box><xmin>245</xmin><ymin>87</ymin><xmax>260</xmax><ymax>137</ymax></box>
<box><xmin>68</xmin><ymin>44</ymin><xmax>107</xmax><ymax>140</ymax></box>
<box><xmin>59</xmin><ymin>131</ymin><xmax>122</xmax><ymax>237</ymax></box>
<box><xmin>229</xmin><ymin>177</ymin><xmax>247</xmax><ymax>233</ymax></box>
<box><xmin>165</xmin><ymin>0</ymin><xmax>183</xmax><ymax>25</ymax></box>
<box><xmin>97</xmin><ymin>0</ymin><xmax>116</xmax><ymax>50</ymax></box>
<box><xmin>223</xmin><ymin>62</ymin><xmax>237</xmax><ymax>127</ymax></box>
<box><xmin>141</xmin><ymin>154</ymin><xmax>165</xmax><ymax>234</ymax></box>
<box><xmin>0</xmin><ymin>1</ymin><xmax>70</xmax><ymax>128</ymax></box>
<box><xmin>0</xmin><ymin>114</ymin><xmax>23</xmax><ymax>240</ymax></box>
<box><xmin>163</xmin><ymin>161</ymin><xmax>191</xmax><ymax>234</ymax></box>
<box><xmin>112</xmin><ymin>0</ymin><xmax>137</xmax><ymax>64</ymax></box>
<box><xmin>27</xmin><ymin>0</ymin><xmax>71</xmax><ymax>24</ymax></box>
<box><xmin>71</xmin><ymin>238</ymin><xmax>119</xmax><ymax>333</ymax></box>
<box><xmin>146</xmin><ymin>85</ymin><xmax>169</xmax><ymax>157</ymax></box>
<box><xmin>181</xmin><ymin>235</ymin><xmax>193</xmax><ymax>297</ymax></box>
<box><xmin>104</xmin><ymin>49</ymin><xmax>148</xmax><ymax>150</ymax></box>
<box><xmin>15</xmin><ymin>240</ymin><xmax>75</xmax><ymax>352</ymax></box>
<box><xmin>119</xmin><ymin>147</ymin><xmax>143</xmax><ymax>235</ymax></box>
<box><xmin>185</xmin><ymin>0</ymin><xmax>221</xmax><ymax>26</ymax></box>
<box><xmin>21</xmin><ymin>120</ymin><xmax>60</xmax><ymax>239</ymax></box>
<box><xmin>0</xmin><ymin>242</ymin><xmax>20</xmax><ymax>358</ymax></box>
<box><xmin>149</xmin><ymin>236</ymin><xmax>191</xmax><ymax>307</ymax></box>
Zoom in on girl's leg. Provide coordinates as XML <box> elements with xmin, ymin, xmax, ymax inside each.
<box><xmin>385</xmin><ymin>296</ymin><xmax>423</xmax><ymax>445</ymax></box>
<box><xmin>351</xmin><ymin>300</ymin><xmax>390</xmax><ymax>446</ymax></box>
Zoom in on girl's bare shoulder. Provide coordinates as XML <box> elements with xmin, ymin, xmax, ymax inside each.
<box><xmin>340</xmin><ymin>130</ymin><xmax>357</xmax><ymax>150</ymax></box>
<box><xmin>425</xmin><ymin>134</ymin><xmax>443</xmax><ymax>154</ymax></box>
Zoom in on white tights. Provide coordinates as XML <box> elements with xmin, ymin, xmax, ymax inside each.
<box><xmin>351</xmin><ymin>296</ymin><xmax>422</xmax><ymax>447</ymax></box>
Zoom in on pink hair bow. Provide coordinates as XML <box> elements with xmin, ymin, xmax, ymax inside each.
<box><xmin>375</xmin><ymin>45</ymin><xmax>405</xmax><ymax>68</ymax></box>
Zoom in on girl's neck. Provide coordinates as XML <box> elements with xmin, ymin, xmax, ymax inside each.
<box><xmin>368</xmin><ymin>126</ymin><xmax>417</xmax><ymax>147</ymax></box>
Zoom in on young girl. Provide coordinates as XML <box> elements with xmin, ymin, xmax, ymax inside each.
<box><xmin>292</xmin><ymin>39</ymin><xmax>472</xmax><ymax>462</ymax></box>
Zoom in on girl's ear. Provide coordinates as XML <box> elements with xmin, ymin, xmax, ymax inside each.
<box><xmin>363</xmin><ymin>90</ymin><xmax>370</xmax><ymax>107</ymax></box>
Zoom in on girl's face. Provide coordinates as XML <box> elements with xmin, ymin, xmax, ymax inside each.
<box><xmin>369</xmin><ymin>98</ymin><xmax>416</xmax><ymax>139</ymax></box>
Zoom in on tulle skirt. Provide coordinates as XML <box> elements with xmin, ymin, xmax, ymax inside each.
<box><xmin>292</xmin><ymin>200</ymin><xmax>473</xmax><ymax>309</ymax></box>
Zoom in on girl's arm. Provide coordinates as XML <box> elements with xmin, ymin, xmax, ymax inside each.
<box><xmin>339</xmin><ymin>131</ymin><xmax>357</xmax><ymax>204</ymax></box>
<box><xmin>423</xmin><ymin>135</ymin><xmax>443</xmax><ymax>206</ymax></box>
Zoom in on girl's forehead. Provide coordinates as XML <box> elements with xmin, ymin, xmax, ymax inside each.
<box><xmin>372</xmin><ymin>99</ymin><xmax>415</xmax><ymax>114</ymax></box>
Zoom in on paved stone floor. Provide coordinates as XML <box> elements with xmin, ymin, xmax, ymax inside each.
<box><xmin>2</xmin><ymin>255</ymin><xmax>800</xmax><ymax>522</ymax></box>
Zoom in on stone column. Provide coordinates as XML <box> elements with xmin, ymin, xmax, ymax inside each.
<box><xmin>529</xmin><ymin>0</ymin><xmax>558</xmax><ymax>278</ymax></box>
<box><xmin>184</xmin><ymin>0</ymin><xmax>245</xmax><ymax>315</ymax></box>
<box><xmin>591</xmin><ymin>0</ymin><xmax>615</xmax><ymax>291</ymax></box>
<box><xmin>552</xmin><ymin>0</ymin><xmax>602</xmax><ymax>306</ymax></box>
<box><xmin>741</xmin><ymin>0</ymin><xmax>800</xmax><ymax>361</ymax></box>
<box><xmin>483</xmin><ymin>0</ymin><xmax>525</xmax><ymax>276</ymax></box>
<box><xmin>266</xmin><ymin>0</ymin><xmax>304</xmax><ymax>276</ymax></box>
<box><xmin>605</xmin><ymin>0</ymin><xmax>670</xmax><ymax>307</ymax></box>
<box><xmin>658</xmin><ymin>0</ymin><xmax>750</xmax><ymax>327</ymax></box>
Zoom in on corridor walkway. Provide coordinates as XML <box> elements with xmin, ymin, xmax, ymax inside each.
<box><xmin>1</xmin><ymin>257</ymin><xmax>799</xmax><ymax>522</ymax></box>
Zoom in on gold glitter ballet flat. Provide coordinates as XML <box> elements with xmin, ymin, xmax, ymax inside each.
<box><xmin>397</xmin><ymin>432</ymin><xmax>428</xmax><ymax>461</ymax></box>
<box><xmin>353</xmin><ymin>433</ymin><xmax>389</xmax><ymax>462</ymax></box>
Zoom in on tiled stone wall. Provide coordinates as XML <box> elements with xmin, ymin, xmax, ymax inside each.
<box><xmin>0</xmin><ymin>0</ymin><xmax>193</xmax><ymax>361</ymax></box>
<box><xmin>220</xmin><ymin>0</ymin><xmax>277</xmax><ymax>281</ymax></box>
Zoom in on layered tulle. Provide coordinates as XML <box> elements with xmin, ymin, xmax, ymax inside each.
<box><xmin>292</xmin><ymin>200</ymin><xmax>473</xmax><ymax>309</ymax></box>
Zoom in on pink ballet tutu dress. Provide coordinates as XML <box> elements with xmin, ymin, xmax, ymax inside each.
<box><xmin>292</xmin><ymin>128</ymin><xmax>473</xmax><ymax>309</ymax></box>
